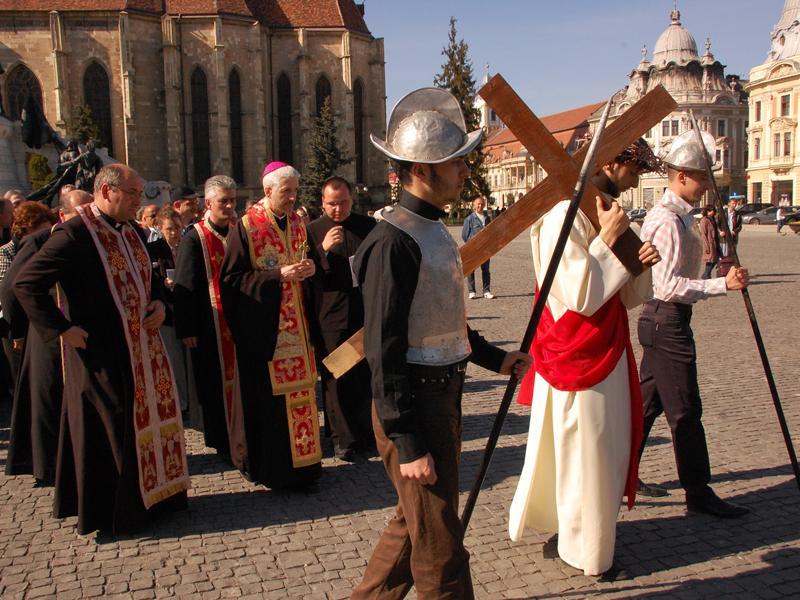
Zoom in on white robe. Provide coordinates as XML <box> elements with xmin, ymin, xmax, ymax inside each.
<box><xmin>508</xmin><ymin>200</ymin><xmax>652</xmax><ymax>576</ymax></box>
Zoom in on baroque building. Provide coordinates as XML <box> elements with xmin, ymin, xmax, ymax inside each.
<box><xmin>587</xmin><ymin>6</ymin><xmax>748</xmax><ymax>209</ymax></box>
<box><xmin>746</xmin><ymin>0</ymin><xmax>800</xmax><ymax>205</ymax></box>
<box><xmin>0</xmin><ymin>0</ymin><xmax>387</xmax><ymax>201</ymax></box>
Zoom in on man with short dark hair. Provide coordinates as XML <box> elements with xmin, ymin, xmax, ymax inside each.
<box><xmin>352</xmin><ymin>87</ymin><xmax>531</xmax><ymax>598</ymax></box>
<box><xmin>173</xmin><ymin>187</ymin><xmax>200</xmax><ymax>230</ymax></box>
<box><xmin>306</xmin><ymin>176</ymin><xmax>375</xmax><ymax>461</ymax></box>
<box><xmin>14</xmin><ymin>164</ymin><xmax>189</xmax><ymax>534</ymax></box>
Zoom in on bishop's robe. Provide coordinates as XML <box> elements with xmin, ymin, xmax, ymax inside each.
<box><xmin>2</xmin><ymin>228</ymin><xmax>63</xmax><ymax>485</ymax></box>
<box><xmin>174</xmin><ymin>219</ymin><xmax>247</xmax><ymax>469</ymax></box>
<box><xmin>219</xmin><ymin>202</ymin><xmax>322</xmax><ymax>488</ymax></box>
<box><xmin>508</xmin><ymin>200</ymin><xmax>651</xmax><ymax>576</ymax></box>
<box><xmin>14</xmin><ymin>205</ymin><xmax>189</xmax><ymax>534</ymax></box>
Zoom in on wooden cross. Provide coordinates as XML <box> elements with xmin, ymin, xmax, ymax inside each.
<box><xmin>322</xmin><ymin>76</ymin><xmax>677</xmax><ymax>377</ymax></box>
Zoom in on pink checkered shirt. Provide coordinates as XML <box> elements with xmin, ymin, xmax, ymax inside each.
<box><xmin>640</xmin><ymin>189</ymin><xmax>727</xmax><ymax>304</ymax></box>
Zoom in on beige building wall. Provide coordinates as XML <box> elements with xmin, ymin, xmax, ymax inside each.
<box><xmin>746</xmin><ymin>59</ymin><xmax>800</xmax><ymax>206</ymax></box>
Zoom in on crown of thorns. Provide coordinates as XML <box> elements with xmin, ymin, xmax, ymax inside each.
<box><xmin>615</xmin><ymin>138</ymin><xmax>663</xmax><ymax>174</ymax></box>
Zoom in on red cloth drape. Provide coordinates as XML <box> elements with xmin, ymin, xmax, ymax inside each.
<box><xmin>517</xmin><ymin>292</ymin><xmax>643</xmax><ymax>509</ymax></box>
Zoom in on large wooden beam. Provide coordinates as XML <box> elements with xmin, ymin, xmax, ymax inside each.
<box><xmin>322</xmin><ymin>78</ymin><xmax>677</xmax><ymax>378</ymax></box>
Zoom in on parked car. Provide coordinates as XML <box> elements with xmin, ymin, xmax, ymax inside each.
<box><xmin>737</xmin><ymin>202</ymin><xmax>769</xmax><ymax>215</ymax></box>
<box><xmin>742</xmin><ymin>206</ymin><xmax>779</xmax><ymax>225</ymax></box>
<box><xmin>628</xmin><ymin>208</ymin><xmax>647</xmax><ymax>222</ymax></box>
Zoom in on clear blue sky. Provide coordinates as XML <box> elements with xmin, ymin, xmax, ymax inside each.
<box><xmin>362</xmin><ymin>0</ymin><xmax>784</xmax><ymax>117</ymax></box>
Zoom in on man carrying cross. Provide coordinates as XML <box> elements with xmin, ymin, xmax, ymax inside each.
<box><xmin>351</xmin><ymin>87</ymin><xmax>531</xmax><ymax>599</ymax></box>
<box><xmin>508</xmin><ymin>139</ymin><xmax>662</xmax><ymax>577</ymax></box>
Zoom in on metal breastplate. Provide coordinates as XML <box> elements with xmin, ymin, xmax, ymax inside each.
<box><xmin>377</xmin><ymin>205</ymin><xmax>471</xmax><ymax>366</ymax></box>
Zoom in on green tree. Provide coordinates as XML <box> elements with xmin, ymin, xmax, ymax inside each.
<box><xmin>433</xmin><ymin>17</ymin><xmax>491</xmax><ymax>212</ymax></box>
<box><xmin>66</xmin><ymin>104</ymin><xmax>101</xmax><ymax>144</ymax></box>
<box><xmin>299</xmin><ymin>97</ymin><xmax>351</xmax><ymax>209</ymax></box>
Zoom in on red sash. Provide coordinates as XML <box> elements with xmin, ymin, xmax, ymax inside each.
<box><xmin>242</xmin><ymin>202</ymin><xmax>321</xmax><ymax>468</ymax></box>
<box><xmin>517</xmin><ymin>292</ymin><xmax>642</xmax><ymax>509</ymax></box>
<box><xmin>194</xmin><ymin>219</ymin><xmax>239</xmax><ymax>450</ymax></box>
<box><xmin>77</xmin><ymin>204</ymin><xmax>189</xmax><ymax>508</ymax></box>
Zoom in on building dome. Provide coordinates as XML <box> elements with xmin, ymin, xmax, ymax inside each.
<box><xmin>652</xmin><ymin>8</ymin><xmax>700</xmax><ymax>67</ymax></box>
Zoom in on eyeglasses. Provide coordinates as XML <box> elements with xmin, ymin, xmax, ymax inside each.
<box><xmin>109</xmin><ymin>184</ymin><xmax>144</xmax><ymax>200</ymax></box>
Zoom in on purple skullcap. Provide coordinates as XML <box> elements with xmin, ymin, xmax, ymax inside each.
<box><xmin>262</xmin><ymin>161</ymin><xmax>291</xmax><ymax>177</ymax></box>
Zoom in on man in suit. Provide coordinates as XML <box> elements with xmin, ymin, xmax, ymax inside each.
<box><xmin>461</xmin><ymin>196</ymin><xmax>494</xmax><ymax>299</ymax></box>
<box><xmin>306</xmin><ymin>176</ymin><xmax>375</xmax><ymax>461</ymax></box>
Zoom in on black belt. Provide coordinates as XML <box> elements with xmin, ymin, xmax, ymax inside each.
<box><xmin>408</xmin><ymin>359</ymin><xmax>468</xmax><ymax>384</ymax></box>
<box><xmin>646</xmin><ymin>299</ymin><xmax>693</xmax><ymax>317</ymax></box>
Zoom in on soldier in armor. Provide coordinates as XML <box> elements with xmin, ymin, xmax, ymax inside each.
<box><xmin>351</xmin><ymin>88</ymin><xmax>531</xmax><ymax>599</ymax></box>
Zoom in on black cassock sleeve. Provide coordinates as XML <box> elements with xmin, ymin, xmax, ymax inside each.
<box><xmin>173</xmin><ymin>231</ymin><xmax>204</xmax><ymax>340</ymax></box>
<box><xmin>13</xmin><ymin>225</ymin><xmax>77</xmax><ymax>343</ymax></box>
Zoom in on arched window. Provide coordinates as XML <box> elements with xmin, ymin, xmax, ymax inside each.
<box><xmin>190</xmin><ymin>67</ymin><xmax>211</xmax><ymax>186</ymax></box>
<box><xmin>5</xmin><ymin>64</ymin><xmax>43</xmax><ymax>121</ymax></box>
<box><xmin>83</xmin><ymin>62</ymin><xmax>113</xmax><ymax>156</ymax></box>
<box><xmin>276</xmin><ymin>73</ymin><xmax>293</xmax><ymax>164</ymax></box>
<box><xmin>315</xmin><ymin>74</ymin><xmax>332</xmax><ymax>116</ymax></box>
<box><xmin>229</xmin><ymin>69</ymin><xmax>244</xmax><ymax>183</ymax></box>
<box><xmin>353</xmin><ymin>78</ymin><xmax>365</xmax><ymax>184</ymax></box>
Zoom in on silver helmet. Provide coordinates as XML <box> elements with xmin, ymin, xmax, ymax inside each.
<box><xmin>371</xmin><ymin>87</ymin><xmax>483</xmax><ymax>164</ymax></box>
<box><xmin>661</xmin><ymin>129</ymin><xmax>721</xmax><ymax>172</ymax></box>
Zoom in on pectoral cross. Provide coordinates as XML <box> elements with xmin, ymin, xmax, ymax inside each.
<box><xmin>323</xmin><ymin>75</ymin><xmax>677</xmax><ymax>378</ymax></box>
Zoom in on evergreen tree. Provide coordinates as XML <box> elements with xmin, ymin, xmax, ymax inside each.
<box><xmin>299</xmin><ymin>96</ymin><xmax>351</xmax><ymax>209</ymax></box>
<box><xmin>66</xmin><ymin>104</ymin><xmax>101</xmax><ymax>144</ymax></box>
<box><xmin>433</xmin><ymin>17</ymin><xmax>491</xmax><ymax>213</ymax></box>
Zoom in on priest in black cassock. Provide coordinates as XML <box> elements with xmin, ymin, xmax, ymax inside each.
<box><xmin>174</xmin><ymin>175</ymin><xmax>246</xmax><ymax>469</ymax></box>
<box><xmin>3</xmin><ymin>190</ymin><xmax>91</xmax><ymax>486</ymax></box>
<box><xmin>306</xmin><ymin>176</ymin><xmax>375</xmax><ymax>462</ymax></box>
<box><xmin>220</xmin><ymin>162</ymin><xmax>322</xmax><ymax>490</ymax></box>
<box><xmin>14</xmin><ymin>165</ymin><xmax>189</xmax><ymax>535</ymax></box>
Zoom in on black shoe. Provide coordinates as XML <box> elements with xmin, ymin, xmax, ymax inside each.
<box><xmin>686</xmin><ymin>491</ymin><xmax>750</xmax><ymax>518</ymax></box>
<box><xmin>597</xmin><ymin>562</ymin><xmax>630</xmax><ymax>582</ymax></box>
<box><xmin>335</xmin><ymin>447</ymin><xmax>358</xmax><ymax>463</ymax></box>
<box><xmin>542</xmin><ymin>534</ymin><xmax>559</xmax><ymax>559</ymax></box>
<box><xmin>637</xmin><ymin>479</ymin><xmax>668</xmax><ymax>498</ymax></box>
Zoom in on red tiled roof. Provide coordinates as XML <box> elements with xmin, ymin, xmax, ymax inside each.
<box><xmin>0</xmin><ymin>0</ymin><xmax>371</xmax><ymax>32</ymax></box>
<box><xmin>0</xmin><ymin>0</ymin><xmax>162</xmax><ymax>10</ymax></box>
<box><xmin>255</xmin><ymin>0</ymin><xmax>369</xmax><ymax>33</ymax></box>
<box><xmin>483</xmin><ymin>100</ymin><xmax>603</xmax><ymax>163</ymax></box>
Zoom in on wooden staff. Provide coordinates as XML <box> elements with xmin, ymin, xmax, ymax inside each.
<box><xmin>689</xmin><ymin>110</ymin><xmax>800</xmax><ymax>492</ymax></box>
<box><xmin>461</xmin><ymin>98</ymin><xmax>613</xmax><ymax>530</ymax></box>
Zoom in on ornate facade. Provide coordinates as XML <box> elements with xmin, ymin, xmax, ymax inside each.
<box><xmin>0</xmin><ymin>1</ymin><xmax>387</xmax><ymax>201</ymax></box>
<box><xmin>746</xmin><ymin>0</ymin><xmax>800</xmax><ymax>205</ymax></box>
<box><xmin>587</xmin><ymin>6</ymin><xmax>748</xmax><ymax>209</ymax></box>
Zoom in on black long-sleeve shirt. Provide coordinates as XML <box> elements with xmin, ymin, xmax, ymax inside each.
<box><xmin>354</xmin><ymin>192</ymin><xmax>506</xmax><ymax>464</ymax></box>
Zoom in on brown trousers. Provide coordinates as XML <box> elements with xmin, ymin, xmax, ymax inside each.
<box><xmin>352</xmin><ymin>370</ymin><xmax>473</xmax><ymax>600</ymax></box>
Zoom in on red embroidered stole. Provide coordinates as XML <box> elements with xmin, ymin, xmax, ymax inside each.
<box><xmin>517</xmin><ymin>292</ymin><xmax>643</xmax><ymax>509</ymax></box>
<box><xmin>193</xmin><ymin>219</ymin><xmax>239</xmax><ymax>443</ymax></box>
<box><xmin>77</xmin><ymin>204</ymin><xmax>190</xmax><ymax>508</ymax></box>
<box><xmin>242</xmin><ymin>202</ymin><xmax>321</xmax><ymax>468</ymax></box>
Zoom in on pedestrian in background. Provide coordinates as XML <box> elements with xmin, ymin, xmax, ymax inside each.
<box><xmin>461</xmin><ymin>196</ymin><xmax>495</xmax><ymax>299</ymax></box>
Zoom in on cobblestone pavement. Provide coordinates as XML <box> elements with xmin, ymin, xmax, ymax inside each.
<box><xmin>1</xmin><ymin>224</ymin><xmax>799</xmax><ymax>599</ymax></box>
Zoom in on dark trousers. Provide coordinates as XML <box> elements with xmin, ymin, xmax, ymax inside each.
<box><xmin>352</xmin><ymin>367</ymin><xmax>473</xmax><ymax>600</ymax></box>
<box><xmin>466</xmin><ymin>260</ymin><xmax>490</xmax><ymax>294</ymax></box>
<box><xmin>701</xmin><ymin>261</ymin><xmax>716</xmax><ymax>279</ymax></box>
<box><xmin>321</xmin><ymin>328</ymin><xmax>373</xmax><ymax>452</ymax></box>
<box><xmin>637</xmin><ymin>300</ymin><xmax>712</xmax><ymax>498</ymax></box>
